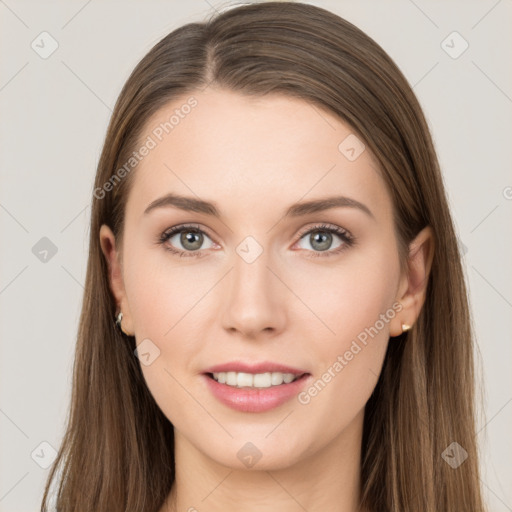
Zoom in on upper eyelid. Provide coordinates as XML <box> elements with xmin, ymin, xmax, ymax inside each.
<box><xmin>296</xmin><ymin>223</ymin><xmax>351</xmax><ymax>238</ymax></box>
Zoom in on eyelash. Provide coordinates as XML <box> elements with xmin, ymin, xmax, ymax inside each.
<box><xmin>156</xmin><ymin>223</ymin><xmax>356</xmax><ymax>259</ymax></box>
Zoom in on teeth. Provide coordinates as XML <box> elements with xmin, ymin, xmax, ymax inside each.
<box><xmin>211</xmin><ymin>371</ymin><xmax>301</xmax><ymax>388</ymax></box>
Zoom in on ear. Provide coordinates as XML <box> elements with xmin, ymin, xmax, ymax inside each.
<box><xmin>389</xmin><ymin>225</ymin><xmax>435</xmax><ymax>337</ymax></box>
<box><xmin>99</xmin><ymin>224</ymin><xmax>134</xmax><ymax>336</ymax></box>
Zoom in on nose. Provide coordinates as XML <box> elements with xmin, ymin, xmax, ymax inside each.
<box><xmin>221</xmin><ymin>246</ymin><xmax>287</xmax><ymax>340</ymax></box>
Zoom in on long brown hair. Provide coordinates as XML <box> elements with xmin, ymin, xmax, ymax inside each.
<box><xmin>41</xmin><ymin>2</ymin><xmax>486</xmax><ymax>510</ymax></box>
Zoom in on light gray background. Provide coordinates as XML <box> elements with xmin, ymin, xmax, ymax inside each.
<box><xmin>1</xmin><ymin>0</ymin><xmax>511</xmax><ymax>510</ymax></box>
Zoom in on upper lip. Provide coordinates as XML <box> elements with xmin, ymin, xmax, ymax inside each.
<box><xmin>203</xmin><ymin>361</ymin><xmax>309</xmax><ymax>376</ymax></box>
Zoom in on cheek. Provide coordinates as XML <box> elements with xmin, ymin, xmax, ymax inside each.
<box><xmin>291</xmin><ymin>249</ymin><xmax>399</xmax><ymax>350</ymax></box>
<box><xmin>128</xmin><ymin>271</ymin><xmax>206</xmax><ymax>428</ymax></box>
<box><xmin>122</xmin><ymin>243</ymin><xmax>211</xmax><ymax>420</ymax></box>
<box><xmin>293</xmin><ymin>248</ymin><xmax>399</xmax><ymax>401</ymax></box>
<box><xmin>123</xmin><ymin>238</ymin><xmax>211</xmax><ymax>340</ymax></box>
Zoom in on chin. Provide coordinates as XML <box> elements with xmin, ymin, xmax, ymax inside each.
<box><xmin>193</xmin><ymin>431</ymin><xmax>310</xmax><ymax>472</ymax></box>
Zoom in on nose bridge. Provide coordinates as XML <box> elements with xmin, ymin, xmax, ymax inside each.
<box><xmin>221</xmin><ymin>236</ymin><xmax>286</xmax><ymax>336</ymax></box>
<box><xmin>233</xmin><ymin>243</ymin><xmax>272</xmax><ymax>296</ymax></box>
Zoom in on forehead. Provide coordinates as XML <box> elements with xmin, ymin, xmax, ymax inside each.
<box><xmin>125</xmin><ymin>87</ymin><xmax>392</xmax><ymax>224</ymax></box>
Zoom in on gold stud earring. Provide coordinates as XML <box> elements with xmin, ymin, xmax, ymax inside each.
<box><xmin>115</xmin><ymin>311</ymin><xmax>133</xmax><ymax>337</ymax></box>
<box><xmin>401</xmin><ymin>323</ymin><xmax>411</xmax><ymax>333</ymax></box>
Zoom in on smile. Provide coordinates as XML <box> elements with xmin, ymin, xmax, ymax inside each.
<box><xmin>210</xmin><ymin>371</ymin><xmax>303</xmax><ymax>388</ymax></box>
<box><xmin>203</xmin><ymin>372</ymin><xmax>311</xmax><ymax>413</ymax></box>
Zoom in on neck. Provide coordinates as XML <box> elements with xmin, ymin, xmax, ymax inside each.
<box><xmin>162</xmin><ymin>408</ymin><xmax>366</xmax><ymax>512</ymax></box>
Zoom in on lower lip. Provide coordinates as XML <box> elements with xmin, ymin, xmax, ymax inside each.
<box><xmin>202</xmin><ymin>373</ymin><xmax>311</xmax><ymax>413</ymax></box>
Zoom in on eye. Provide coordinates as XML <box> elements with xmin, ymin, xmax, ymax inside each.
<box><xmin>294</xmin><ymin>223</ymin><xmax>355</xmax><ymax>258</ymax></box>
<box><xmin>157</xmin><ymin>224</ymin><xmax>216</xmax><ymax>257</ymax></box>
<box><xmin>156</xmin><ymin>222</ymin><xmax>355</xmax><ymax>259</ymax></box>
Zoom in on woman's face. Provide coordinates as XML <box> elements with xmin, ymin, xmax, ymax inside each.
<box><xmin>101</xmin><ymin>87</ymin><xmax>416</xmax><ymax>471</ymax></box>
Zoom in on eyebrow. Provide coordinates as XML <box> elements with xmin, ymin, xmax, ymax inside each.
<box><xmin>143</xmin><ymin>192</ymin><xmax>374</xmax><ymax>220</ymax></box>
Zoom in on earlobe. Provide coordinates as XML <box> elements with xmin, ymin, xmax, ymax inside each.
<box><xmin>390</xmin><ymin>226</ymin><xmax>435</xmax><ymax>338</ymax></box>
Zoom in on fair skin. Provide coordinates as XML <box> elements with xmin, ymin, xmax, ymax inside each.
<box><xmin>100</xmin><ymin>87</ymin><xmax>433</xmax><ymax>511</ymax></box>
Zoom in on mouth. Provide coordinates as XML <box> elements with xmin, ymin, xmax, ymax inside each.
<box><xmin>205</xmin><ymin>371</ymin><xmax>307</xmax><ymax>389</ymax></box>
<box><xmin>201</xmin><ymin>367</ymin><xmax>312</xmax><ymax>413</ymax></box>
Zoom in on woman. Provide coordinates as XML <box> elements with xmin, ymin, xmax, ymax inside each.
<box><xmin>41</xmin><ymin>2</ymin><xmax>486</xmax><ymax>511</ymax></box>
